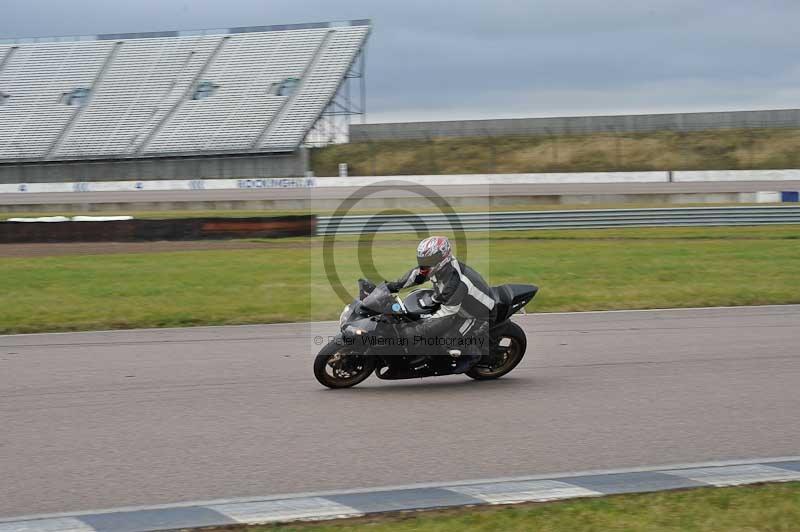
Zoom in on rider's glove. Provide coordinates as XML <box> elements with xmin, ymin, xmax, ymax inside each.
<box><xmin>385</xmin><ymin>281</ymin><xmax>401</xmax><ymax>293</ymax></box>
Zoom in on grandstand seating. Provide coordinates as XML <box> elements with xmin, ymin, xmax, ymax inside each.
<box><xmin>0</xmin><ymin>21</ymin><xmax>369</xmax><ymax>162</ymax></box>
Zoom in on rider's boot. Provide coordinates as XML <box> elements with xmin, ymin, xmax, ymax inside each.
<box><xmin>451</xmin><ymin>320</ymin><xmax>489</xmax><ymax>373</ymax></box>
<box><xmin>408</xmin><ymin>354</ymin><xmax>428</xmax><ymax>369</ymax></box>
<box><xmin>451</xmin><ymin>352</ymin><xmax>481</xmax><ymax>373</ymax></box>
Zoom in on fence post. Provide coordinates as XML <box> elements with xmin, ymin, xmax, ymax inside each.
<box><xmin>426</xmin><ymin>133</ymin><xmax>438</xmax><ymax>174</ymax></box>
<box><xmin>366</xmin><ymin>132</ymin><xmax>378</xmax><ymax>176</ymax></box>
<box><xmin>484</xmin><ymin>129</ymin><xmax>496</xmax><ymax>174</ymax></box>
<box><xmin>546</xmin><ymin>128</ymin><xmax>558</xmax><ymax>170</ymax></box>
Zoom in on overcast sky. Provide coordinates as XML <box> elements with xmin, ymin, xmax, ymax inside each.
<box><xmin>3</xmin><ymin>0</ymin><xmax>798</xmax><ymax>123</ymax></box>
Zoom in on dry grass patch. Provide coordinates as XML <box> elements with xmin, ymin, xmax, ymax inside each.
<box><xmin>312</xmin><ymin>128</ymin><xmax>800</xmax><ymax>175</ymax></box>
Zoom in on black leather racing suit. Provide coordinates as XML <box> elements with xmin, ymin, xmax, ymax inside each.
<box><xmin>387</xmin><ymin>259</ymin><xmax>496</xmax><ymax>359</ymax></box>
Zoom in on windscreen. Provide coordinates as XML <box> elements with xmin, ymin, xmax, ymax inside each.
<box><xmin>361</xmin><ymin>283</ymin><xmax>393</xmax><ymax>314</ymax></box>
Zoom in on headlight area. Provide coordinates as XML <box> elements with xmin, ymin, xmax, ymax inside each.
<box><xmin>344</xmin><ymin>325</ymin><xmax>366</xmax><ymax>337</ymax></box>
<box><xmin>338</xmin><ymin>305</ymin><xmax>351</xmax><ymax>328</ymax></box>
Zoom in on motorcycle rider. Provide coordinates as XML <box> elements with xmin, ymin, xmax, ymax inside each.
<box><xmin>386</xmin><ymin>236</ymin><xmax>496</xmax><ymax>373</ymax></box>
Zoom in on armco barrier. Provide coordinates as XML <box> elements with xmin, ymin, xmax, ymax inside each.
<box><xmin>317</xmin><ymin>206</ymin><xmax>800</xmax><ymax>235</ymax></box>
<box><xmin>0</xmin><ymin>215</ymin><xmax>315</xmax><ymax>243</ymax></box>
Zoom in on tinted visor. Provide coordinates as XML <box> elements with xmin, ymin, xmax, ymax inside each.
<box><xmin>417</xmin><ymin>253</ymin><xmax>442</xmax><ymax>268</ymax></box>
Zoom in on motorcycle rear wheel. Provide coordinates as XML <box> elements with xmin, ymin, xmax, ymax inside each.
<box><xmin>314</xmin><ymin>342</ymin><xmax>376</xmax><ymax>389</ymax></box>
<box><xmin>466</xmin><ymin>321</ymin><xmax>527</xmax><ymax>380</ymax></box>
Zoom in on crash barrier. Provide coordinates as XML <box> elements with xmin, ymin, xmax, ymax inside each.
<box><xmin>3</xmin><ymin>169</ymin><xmax>800</xmax><ymax>194</ymax></box>
<box><xmin>317</xmin><ymin>206</ymin><xmax>800</xmax><ymax>235</ymax></box>
<box><xmin>0</xmin><ymin>215</ymin><xmax>315</xmax><ymax>243</ymax></box>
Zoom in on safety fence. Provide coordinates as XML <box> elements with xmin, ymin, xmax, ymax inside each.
<box><xmin>349</xmin><ymin>110</ymin><xmax>800</xmax><ymax>140</ymax></box>
<box><xmin>317</xmin><ymin>206</ymin><xmax>800</xmax><ymax>235</ymax></box>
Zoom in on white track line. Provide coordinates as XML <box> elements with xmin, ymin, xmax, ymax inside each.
<box><xmin>1</xmin><ymin>304</ymin><xmax>798</xmax><ymax>339</ymax></box>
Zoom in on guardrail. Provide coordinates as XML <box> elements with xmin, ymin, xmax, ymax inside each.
<box><xmin>317</xmin><ymin>206</ymin><xmax>800</xmax><ymax>235</ymax></box>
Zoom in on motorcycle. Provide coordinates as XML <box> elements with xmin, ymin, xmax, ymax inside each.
<box><xmin>314</xmin><ymin>279</ymin><xmax>538</xmax><ymax>388</ymax></box>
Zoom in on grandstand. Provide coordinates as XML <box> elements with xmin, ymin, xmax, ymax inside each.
<box><xmin>0</xmin><ymin>20</ymin><xmax>369</xmax><ymax>181</ymax></box>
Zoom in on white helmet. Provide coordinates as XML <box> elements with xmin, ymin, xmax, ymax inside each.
<box><xmin>416</xmin><ymin>236</ymin><xmax>452</xmax><ymax>276</ymax></box>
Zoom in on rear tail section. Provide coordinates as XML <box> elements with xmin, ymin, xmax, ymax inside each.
<box><xmin>492</xmin><ymin>284</ymin><xmax>538</xmax><ymax>322</ymax></box>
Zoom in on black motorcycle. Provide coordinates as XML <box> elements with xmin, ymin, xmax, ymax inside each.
<box><xmin>314</xmin><ymin>279</ymin><xmax>538</xmax><ymax>388</ymax></box>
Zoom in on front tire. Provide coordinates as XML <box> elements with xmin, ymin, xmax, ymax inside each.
<box><xmin>466</xmin><ymin>321</ymin><xmax>527</xmax><ymax>380</ymax></box>
<box><xmin>314</xmin><ymin>341</ymin><xmax>376</xmax><ymax>389</ymax></box>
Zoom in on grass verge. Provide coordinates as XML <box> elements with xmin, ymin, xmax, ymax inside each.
<box><xmin>198</xmin><ymin>482</ymin><xmax>800</xmax><ymax>532</ymax></box>
<box><xmin>1</xmin><ymin>225</ymin><xmax>799</xmax><ymax>334</ymax></box>
<box><xmin>311</xmin><ymin>127</ymin><xmax>800</xmax><ymax>176</ymax></box>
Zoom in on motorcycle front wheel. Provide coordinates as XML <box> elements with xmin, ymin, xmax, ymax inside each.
<box><xmin>314</xmin><ymin>342</ymin><xmax>376</xmax><ymax>389</ymax></box>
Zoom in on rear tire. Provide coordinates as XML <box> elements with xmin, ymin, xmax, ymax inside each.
<box><xmin>314</xmin><ymin>342</ymin><xmax>375</xmax><ymax>389</ymax></box>
<box><xmin>466</xmin><ymin>321</ymin><xmax>527</xmax><ymax>380</ymax></box>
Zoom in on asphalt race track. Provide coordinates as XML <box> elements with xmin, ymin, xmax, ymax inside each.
<box><xmin>1</xmin><ymin>305</ymin><xmax>799</xmax><ymax>518</ymax></box>
<box><xmin>2</xmin><ymin>180</ymin><xmax>800</xmax><ymax>206</ymax></box>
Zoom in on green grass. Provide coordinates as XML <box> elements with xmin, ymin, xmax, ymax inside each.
<box><xmin>310</xmin><ymin>127</ymin><xmax>800</xmax><ymax>176</ymax></box>
<box><xmin>1</xmin><ymin>225</ymin><xmax>799</xmax><ymax>334</ymax></box>
<box><xmin>201</xmin><ymin>482</ymin><xmax>800</xmax><ymax>532</ymax></box>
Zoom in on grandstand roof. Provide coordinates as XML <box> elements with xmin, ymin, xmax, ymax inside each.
<box><xmin>0</xmin><ymin>20</ymin><xmax>370</xmax><ymax>162</ymax></box>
